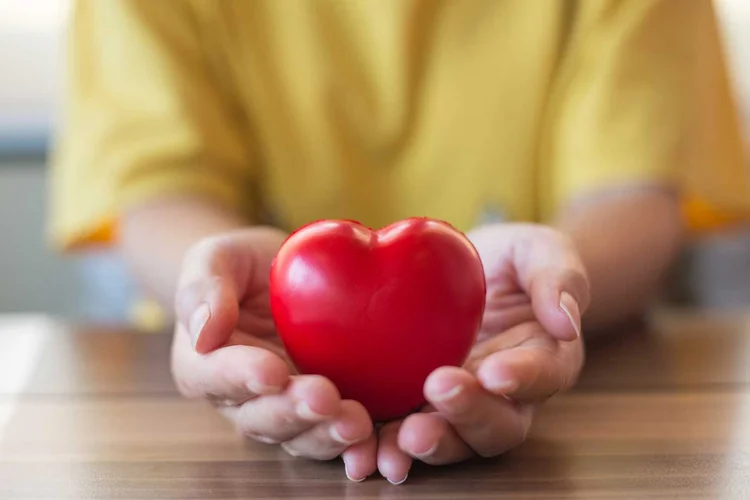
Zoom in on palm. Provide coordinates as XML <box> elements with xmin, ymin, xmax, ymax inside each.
<box><xmin>368</xmin><ymin>224</ymin><xmax>588</xmax><ymax>483</ymax></box>
<box><xmin>173</xmin><ymin>229</ymin><xmax>377</xmax><ymax>483</ymax></box>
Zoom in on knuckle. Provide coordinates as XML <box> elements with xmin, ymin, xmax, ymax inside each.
<box><xmin>181</xmin><ymin>238</ymin><xmax>220</xmax><ymax>274</ymax></box>
<box><xmin>174</xmin><ymin>280</ymin><xmax>202</xmax><ymax>309</ymax></box>
<box><xmin>536</xmin><ymin>225</ymin><xmax>575</xmax><ymax>253</ymax></box>
<box><xmin>538</xmin><ymin>225</ymin><xmax>566</xmax><ymax>243</ymax></box>
<box><xmin>521</xmin><ymin>224</ymin><xmax>567</xmax><ymax>249</ymax></box>
<box><xmin>187</xmin><ymin>235</ymin><xmax>227</xmax><ymax>260</ymax></box>
<box><xmin>178</xmin><ymin>237</ymin><xmax>237</xmax><ymax>286</ymax></box>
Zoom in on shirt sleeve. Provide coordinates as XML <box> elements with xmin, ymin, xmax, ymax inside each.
<box><xmin>49</xmin><ymin>0</ymin><xmax>256</xmax><ymax>251</ymax></box>
<box><xmin>539</xmin><ymin>0</ymin><xmax>750</xmax><ymax>230</ymax></box>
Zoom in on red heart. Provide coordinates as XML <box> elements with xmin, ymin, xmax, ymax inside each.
<box><xmin>269</xmin><ymin>218</ymin><xmax>486</xmax><ymax>421</ymax></box>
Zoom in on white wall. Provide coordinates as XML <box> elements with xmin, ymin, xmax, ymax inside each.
<box><xmin>0</xmin><ymin>1</ymin><xmax>134</xmax><ymax>321</ymax></box>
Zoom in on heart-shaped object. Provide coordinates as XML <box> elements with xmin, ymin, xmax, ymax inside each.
<box><xmin>269</xmin><ymin>218</ymin><xmax>486</xmax><ymax>421</ymax></box>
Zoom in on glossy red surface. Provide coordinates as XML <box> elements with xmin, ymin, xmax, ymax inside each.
<box><xmin>270</xmin><ymin>218</ymin><xmax>486</xmax><ymax>421</ymax></box>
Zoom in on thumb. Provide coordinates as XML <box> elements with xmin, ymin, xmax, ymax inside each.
<box><xmin>174</xmin><ymin>228</ymin><xmax>285</xmax><ymax>354</ymax></box>
<box><xmin>528</xmin><ymin>267</ymin><xmax>589</xmax><ymax>342</ymax></box>
<box><xmin>470</xmin><ymin>224</ymin><xmax>590</xmax><ymax>341</ymax></box>
<box><xmin>516</xmin><ymin>228</ymin><xmax>590</xmax><ymax>341</ymax></box>
<box><xmin>175</xmin><ymin>273</ymin><xmax>240</xmax><ymax>354</ymax></box>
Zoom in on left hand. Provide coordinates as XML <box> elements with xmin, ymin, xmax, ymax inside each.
<box><xmin>342</xmin><ymin>224</ymin><xmax>590</xmax><ymax>483</ymax></box>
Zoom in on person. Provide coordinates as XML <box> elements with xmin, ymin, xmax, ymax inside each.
<box><xmin>49</xmin><ymin>0</ymin><xmax>750</xmax><ymax>484</ymax></box>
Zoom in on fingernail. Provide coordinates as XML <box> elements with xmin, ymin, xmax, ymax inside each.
<box><xmin>329</xmin><ymin>425</ymin><xmax>357</xmax><ymax>445</ymax></box>
<box><xmin>296</xmin><ymin>401</ymin><xmax>329</xmax><ymax>420</ymax></box>
<box><xmin>559</xmin><ymin>292</ymin><xmax>581</xmax><ymax>338</ymax></box>
<box><xmin>254</xmin><ymin>434</ymin><xmax>280</xmax><ymax>444</ymax></box>
<box><xmin>413</xmin><ymin>442</ymin><xmax>438</xmax><ymax>459</ymax></box>
<box><xmin>388</xmin><ymin>473</ymin><xmax>408</xmax><ymax>485</ymax></box>
<box><xmin>431</xmin><ymin>384</ymin><xmax>463</xmax><ymax>403</ymax></box>
<box><xmin>244</xmin><ymin>430</ymin><xmax>281</xmax><ymax>444</ymax></box>
<box><xmin>481</xmin><ymin>374</ymin><xmax>518</xmax><ymax>394</ymax></box>
<box><xmin>345</xmin><ymin>464</ymin><xmax>366</xmax><ymax>483</ymax></box>
<box><xmin>189</xmin><ymin>303</ymin><xmax>210</xmax><ymax>349</ymax></box>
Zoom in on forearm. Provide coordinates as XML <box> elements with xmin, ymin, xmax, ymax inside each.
<box><xmin>555</xmin><ymin>189</ymin><xmax>684</xmax><ymax>333</ymax></box>
<box><xmin>120</xmin><ymin>197</ymin><xmax>246</xmax><ymax>309</ymax></box>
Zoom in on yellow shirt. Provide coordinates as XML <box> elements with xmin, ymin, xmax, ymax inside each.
<box><xmin>50</xmin><ymin>0</ymin><xmax>750</xmax><ymax>251</ymax></box>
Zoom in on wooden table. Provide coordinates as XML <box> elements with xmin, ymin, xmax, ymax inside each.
<box><xmin>1</xmin><ymin>312</ymin><xmax>749</xmax><ymax>499</ymax></box>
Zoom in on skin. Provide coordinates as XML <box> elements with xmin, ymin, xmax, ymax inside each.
<box><xmin>121</xmin><ymin>187</ymin><xmax>683</xmax><ymax>483</ymax></box>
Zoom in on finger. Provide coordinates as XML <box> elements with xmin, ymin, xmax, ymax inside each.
<box><xmin>423</xmin><ymin>366</ymin><xmax>533</xmax><ymax>458</ymax></box>
<box><xmin>176</xmin><ymin>273</ymin><xmax>239</xmax><ymax>354</ymax></box>
<box><xmin>476</xmin><ymin>335</ymin><xmax>583</xmax><ymax>402</ymax></box>
<box><xmin>465</xmin><ymin>319</ymin><xmax>541</xmax><ymax>373</ymax></box>
<box><xmin>171</xmin><ymin>333</ymin><xmax>290</xmax><ymax>405</ymax></box>
<box><xmin>281</xmin><ymin>400</ymin><xmax>373</xmax><ymax>460</ymax></box>
<box><xmin>397</xmin><ymin>412</ymin><xmax>472</xmax><ymax>465</ymax></box>
<box><xmin>342</xmin><ymin>432</ymin><xmax>378</xmax><ymax>482</ymax></box>
<box><xmin>479</xmin><ymin>303</ymin><xmax>534</xmax><ymax>338</ymax></box>
<box><xmin>529</xmin><ymin>267</ymin><xmax>588</xmax><ymax>342</ymax></box>
<box><xmin>222</xmin><ymin>328</ymin><xmax>289</xmax><ymax>361</ymax></box>
<box><xmin>516</xmin><ymin>230</ymin><xmax>589</xmax><ymax>341</ymax></box>
<box><xmin>377</xmin><ymin>421</ymin><xmax>412</xmax><ymax>485</ymax></box>
<box><xmin>486</xmin><ymin>292</ymin><xmax>529</xmax><ymax>309</ymax></box>
<box><xmin>223</xmin><ymin>375</ymin><xmax>341</xmax><ymax>443</ymax></box>
<box><xmin>468</xmin><ymin>224</ymin><xmax>590</xmax><ymax>341</ymax></box>
<box><xmin>175</xmin><ymin>229</ymin><xmax>284</xmax><ymax>354</ymax></box>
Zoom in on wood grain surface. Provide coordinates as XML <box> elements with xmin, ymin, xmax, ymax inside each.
<box><xmin>0</xmin><ymin>312</ymin><xmax>749</xmax><ymax>499</ymax></box>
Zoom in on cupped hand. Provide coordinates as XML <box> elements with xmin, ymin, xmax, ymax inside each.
<box><xmin>371</xmin><ymin>224</ymin><xmax>590</xmax><ymax>483</ymax></box>
<box><xmin>169</xmin><ymin>228</ymin><xmax>376</xmax><ymax>481</ymax></box>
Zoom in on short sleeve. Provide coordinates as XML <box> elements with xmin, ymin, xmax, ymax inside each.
<box><xmin>49</xmin><ymin>0</ymin><xmax>256</xmax><ymax>250</ymax></box>
<box><xmin>540</xmin><ymin>0</ymin><xmax>750</xmax><ymax>230</ymax></box>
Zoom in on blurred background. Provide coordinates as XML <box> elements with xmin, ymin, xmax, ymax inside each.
<box><xmin>0</xmin><ymin>0</ymin><xmax>133</xmax><ymax>323</ymax></box>
<box><xmin>0</xmin><ymin>0</ymin><xmax>749</xmax><ymax>324</ymax></box>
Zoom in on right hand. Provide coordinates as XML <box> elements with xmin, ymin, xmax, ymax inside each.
<box><xmin>170</xmin><ymin>227</ymin><xmax>377</xmax><ymax>481</ymax></box>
